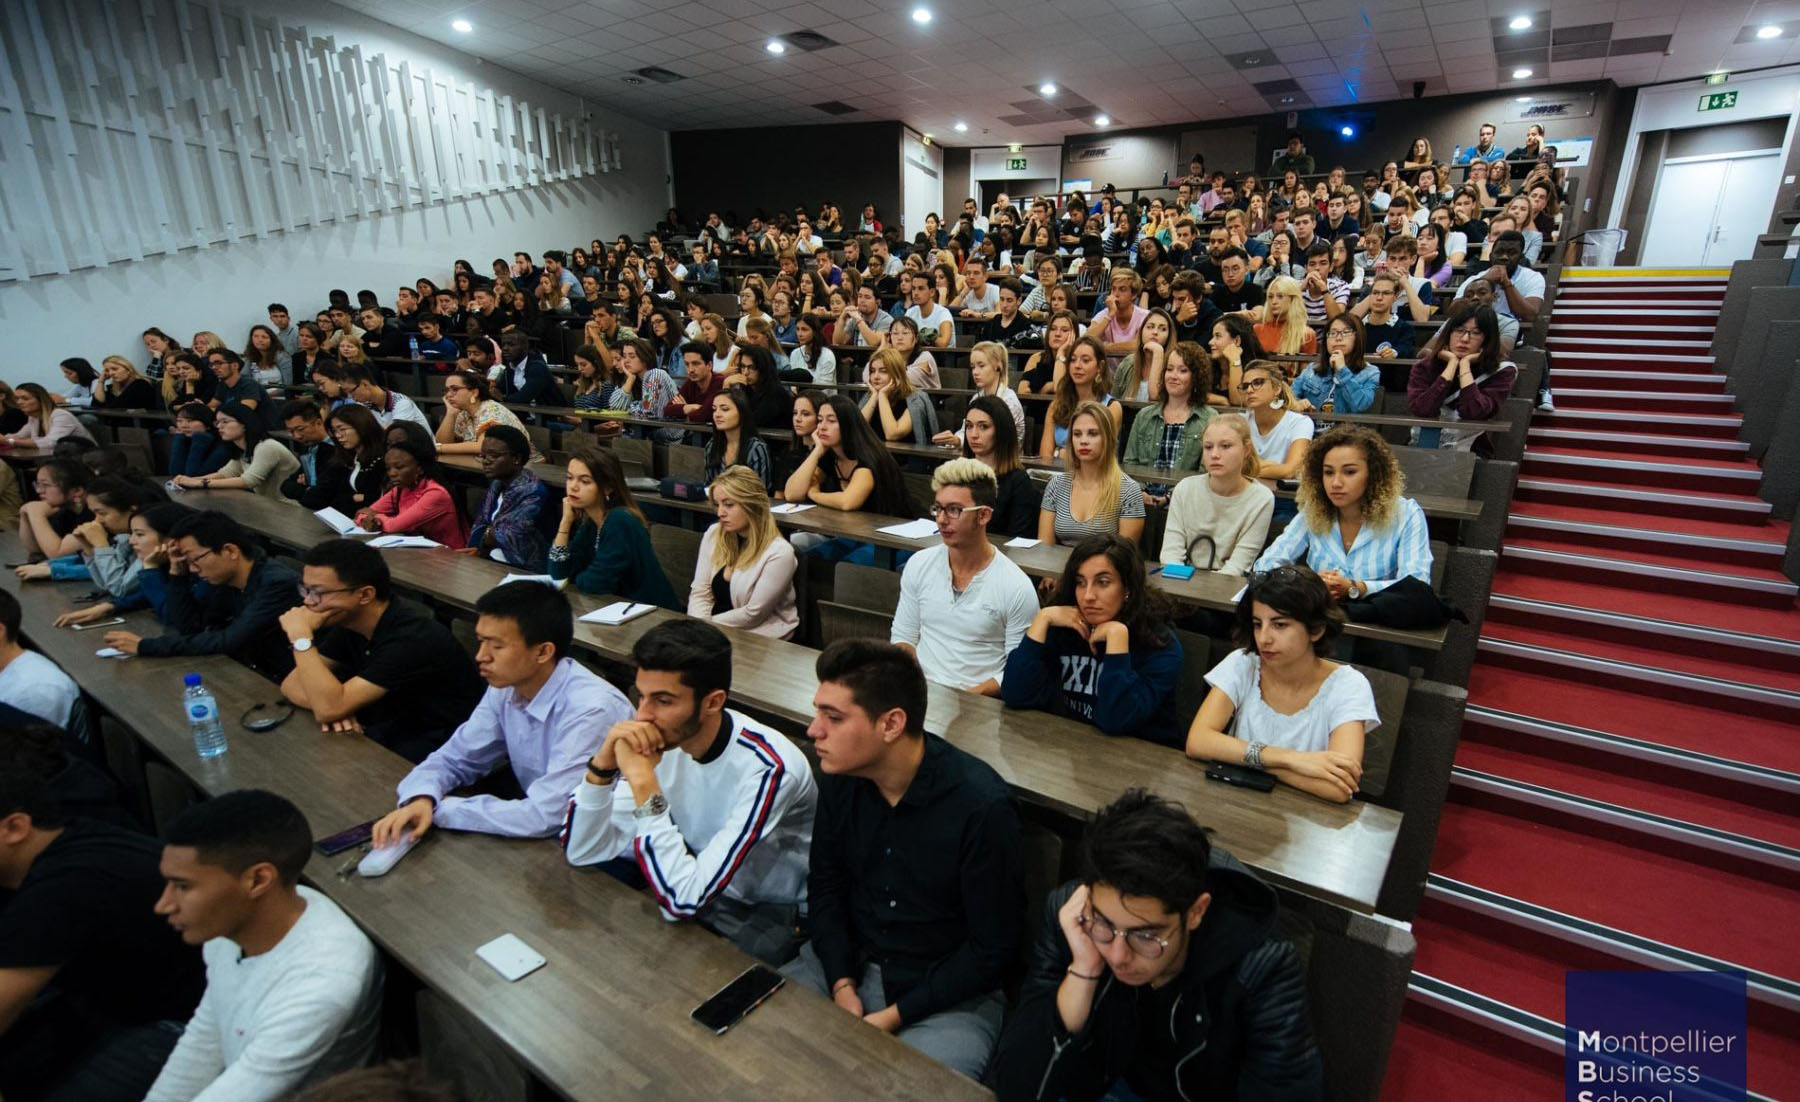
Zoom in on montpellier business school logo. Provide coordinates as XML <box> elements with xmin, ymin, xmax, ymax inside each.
<box><xmin>1565</xmin><ymin>971</ymin><xmax>1747</xmax><ymax>1102</ymax></box>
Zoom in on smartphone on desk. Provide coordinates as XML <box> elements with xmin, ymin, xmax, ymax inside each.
<box><xmin>691</xmin><ymin>965</ymin><xmax>785</xmax><ymax>1035</ymax></box>
<box><xmin>69</xmin><ymin>617</ymin><xmax>127</xmax><ymax>631</ymax></box>
<box><xmin>314</xmin><ymin>819</ymin><xmax>376</xmax><ymax>857</ymax></box>
<box><xmin>1205</xmin><ymin>762</ymin><xmax>1278</xmax><ymax>792</ymax></box>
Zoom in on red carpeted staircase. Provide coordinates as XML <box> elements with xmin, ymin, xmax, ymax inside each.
<box><xmin>1381</xmin><ymin>271</ymin><xmax>1800</xmax><ymax>1099</ymax></box>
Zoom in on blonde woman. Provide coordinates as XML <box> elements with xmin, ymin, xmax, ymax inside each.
<box><xmin>1254</xmin><ymin>276</ymin><xmax>1316</xmax><ymax>356</ymax></box>
<box><xmin>861</xmin><ymin>346</ymin><xmax>938</xmax><ymax>445</ymax></box>
<box><xmin>1040</xmin><ymin>336</ymin><xmax>1121</xmax><ymax>460</ymax></box>
<box><xmin>1037</xmin><ymin>400</ymin><xmax>1144</xmax><ymax>549</ymax></box>
<box><xmin>932</xmin><ymin>341</ymin><xmax>1024</xmax><ymax>445</ymax></box>
<box><xmin>2</xmin><ymin>384</ymin><xmax>94</xmax><ymax>450</ymax></box>
<box><xmin>688</xmin><ymin>464</ymin><xmax>799</xmax><ymax>638</ymax></box>
<box><xmin>1241</xmin><ymin>362</ymin><xmax>1315</xmax><ymax>487</ymax></box>
<box><xmin>96</xmin><ymin>355</ymin><xmax>162</xmax><ymax>410</ymax></box>
<box><xmin>701</xmin><ymin>312</ymin><xmax>736</xmax><ymax>375</ymax></box>
<box><xmin>1159</xmin><ymin>414</ymin><xmax>1274</xmax><ymax>575</ymax></box>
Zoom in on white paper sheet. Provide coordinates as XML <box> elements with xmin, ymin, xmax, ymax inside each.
<box><xmin>876</xmin><ymin>518</ymin><xmax>940</xmax><ymax>540</ymax></box>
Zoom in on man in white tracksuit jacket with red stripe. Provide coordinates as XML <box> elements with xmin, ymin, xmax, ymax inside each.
<box><xmin>561</xmin><ymin>619</ymin><xmax>815</xmax><ymax>964</ymax></box>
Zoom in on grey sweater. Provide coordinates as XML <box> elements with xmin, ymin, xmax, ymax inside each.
<box><xmin>1159</xmin><ymin>476</ymin><xmax>1276</xmax><ymax>575</ymax></box>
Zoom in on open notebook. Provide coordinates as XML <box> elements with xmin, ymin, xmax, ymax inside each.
<box><xmin>314</xmin><ymin>507</ymin><xmax>371</xmax><ymax>537</ymax></box>
<box><xmin>578</xmin><ymin>601</ymin><xmax>658</xmax><ymax>626</ymax></box>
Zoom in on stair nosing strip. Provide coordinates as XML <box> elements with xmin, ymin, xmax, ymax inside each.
<box><xmin>1407</xmin><ymin>973</ymin><xmax>1563</xmax><ymax>1053</ymax></box>
<box><xmin>1525</xmin><ymin>429</ymin><xmax>1747</xmax><ymax>452</ymax></box>
<box><xmin>1538</xmin><ymin>409</ymin><xmax>1742</xmax><ymax>424</ymax></box>
<box><xmin>1475</xmin><ymin>638</ymin><xmax>1800</xmax><ymax>709</ymax></box>
<box><xmin>1449</xmin><ymin>765</ymin><xmax>1800</xmax><ymax>872</ymax></box>
<box><xmin>1425</xmin><ymin>874</ymin><xmax>1800</xmax><ymax>1010</ymax></box>
<box><xmin>1502</xmin><ymin>515</ymin><xmax>1785</xmax><ymax>555</ymax></box>
<box><xmin>1520</xmin><ymin>453</ymin><xmax>1762</xmax><ymax>480</ymax></box>
<box><xmin>1463</xmin><ymin>704</ymin><xmax>1800</xmax><ymax>795</ymax></box>
<box><xmin>1515</xmin><ymin>478</ymin><xmax>1771</xmax><ymax>513</ymax></box>
<box><xmin>1499</xmin><ymin>545</ymin><xmax>1797</xmax><ymax>595</ymax></box>
<box><xmin>1549</xmin><ymin>388</ymin><xmax>1735</xmax><ymax>401</ymax></box>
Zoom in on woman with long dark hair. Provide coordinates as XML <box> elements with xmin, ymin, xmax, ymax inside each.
<box><xmin>170</xmin><ymin>402</ymin><xmax>298</xmax><ymax>499</ymax></box>
<box><xmin>731</xmin><ymin>343</ymin><xmax>794</xmax><ymax>432</ymax></box>
<box><xmin>704</xmin><ymin>386</ymin><xmax>771</xmax><ymax>489</ymax></box>
<box><xmin>1407</xmin><ymin>302</ymin><xmax>1515</xmax><ymax>452</ymax></box>
<box><xmin>1294</xmin><ymin>314</ymin><xmax>1380</xmax><ymax>414</ymax></box>
<box><xmin>320</xmin><ymin>403</ymin><xmax>388</xmax><ymax>513</ymax></box>
<box><xmin>783</xmin><ymin>392</ymin><xmax>913</xmax><ymax>517</ymax></box>
<box><xmin>548</xmin><ymin>446</ymin><xmax>677</xmax><ymax>607</ymax></box>
<box><xmin>958</xmin><ymin>394</ymin><xmax>1039</xmax><ymax>538</ymax></box>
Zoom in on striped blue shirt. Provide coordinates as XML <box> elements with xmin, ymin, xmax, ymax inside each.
<box><xmin>1253</xmin><ymin>496</ymin><xmax>1431</xmax><ymax>593</ymax></box>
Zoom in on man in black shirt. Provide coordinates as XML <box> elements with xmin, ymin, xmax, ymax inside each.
<box><xmin>1208</xmin><ymin>248</ymin><xmax>1265</xmax><ymax>318</ymax></box>
<box><xmin>279</xmin><ymin>539</ymin><xmax>482</xmax><ymax>762</ymax></box>
<box><xmin>982</xmin><ymin>277</ymin><xmax>1039</xmax><ymax>348</ymax></box>
<box><xmin>1168</xmin><ymin>270</ymin><xmax>1223</xmax><ymax>346</ymax></box>
<box><xmin>467</xmin><ymin>287</ymin><xmax>513</xmax><ymax>338</ymax></box>
<box><xmin>0</xmin><ymin>749</ymin><xmax>203</xmax><ymax>1100</ymax></box>
<box><xmin>206</xmin><ymin>349</ymin><xmax>272</xmax><ymax>426</ymax></box>
<box><xmin>358</xmin><ymin>307</ymin><xmax>409</xmax><ymax>361</ymax></box>
<box><xmin>991</xmin><ymin>789</ymin><xmax>1322</xmax><ymax>1101</ymax></box>
<box><xmin>103</xmin><ymin>510</ymin><xmax>299</xmax><ymax>677</ymax></box>
<box><xmin>785</xmin><ymin>640</ymin><xmax>1023</xmax><ymax>1079</ymax></box>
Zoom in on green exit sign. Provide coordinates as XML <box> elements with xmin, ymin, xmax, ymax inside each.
<box><xmin>1006</xmin><ymin>156</ymin><xmax>1028</xmax><ymax>171</ymax></box>
<box><xmin>1699</xmin><ymin>90</ymin><xmax>1738</xmax><ymax>112</ymax></box>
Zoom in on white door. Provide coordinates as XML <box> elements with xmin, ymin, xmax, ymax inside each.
<box><xmin>1640</xmin><ymin>152</ymin><xmax>1782</xmax><ymax>266</ymax></box>
<box><xmin>1705</xmin><ymin>153</ymin><xmax>1781</xmax><ymax>263</ymax></box>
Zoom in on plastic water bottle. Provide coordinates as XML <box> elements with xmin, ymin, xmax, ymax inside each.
<box><xmin>184</xmin><ymin>674</ymin><xmax>228</xmax><ymax>758</ymax></box>
<box><xmin>1452</xmin><ymin>145</ymin><xmax>1463</xmax><ymax>165</ymax></box>
<box><xmin>407</xmin><ymin>334</ymin><xmax>420</xmax><ymax>360</ymax></box>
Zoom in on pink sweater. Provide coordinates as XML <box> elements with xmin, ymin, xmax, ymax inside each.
<box><xmin>370</xmin><ymin>478</ymin><xmax>466</xmax><ymax>549</ymax></box>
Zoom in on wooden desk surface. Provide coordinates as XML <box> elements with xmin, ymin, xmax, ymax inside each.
<box><xmin>196</xmin><ymin>489</ymin><xmax>1402</xmax><ymax>912</ymax></box>
<box><xmin>1</xmin><ymin>545</ymin><xmax>990</xmax><ymax>1102</ymax></box>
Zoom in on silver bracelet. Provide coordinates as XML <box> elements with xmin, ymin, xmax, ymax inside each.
<box><xmin>1243</xmin><ymin>741</ymin><xmax>1267</xmax><ymax>770</ymax></box>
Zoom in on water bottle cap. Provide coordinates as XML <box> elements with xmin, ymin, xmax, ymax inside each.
<box><xmin>184</xmin><ymin>673</ymin><xmax>202</xmax><ymax>687</ymax></box>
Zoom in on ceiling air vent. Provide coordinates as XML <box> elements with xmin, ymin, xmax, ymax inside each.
<box><xmin>782</xmin><ymin>30</ymin><xmax>838</xmax><ymax>51</ymax></box>
<box><xmin>633</xmin><ymin>67</ymin><xmax>685</xmax><ymax>84</ymax></box>
<box><xmin>813</xmin><ymin>100</ymin><xmax>858</xmax><ymax>115</ymax></box>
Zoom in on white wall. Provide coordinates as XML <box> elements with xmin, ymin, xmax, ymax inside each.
<box><xmin>1605</xmin><ymin>65</ymin><xmax>1800</xmax><ymax>231</ymax></box>
<box><xmin>901</xmin><ymin>128</ymin><xmax>944</xmax><ymax>239</ymax></box>
<box><xmin>1</xmin><ymin>0</ymin><xmax>669</xmax><ymax>386</ymax></box>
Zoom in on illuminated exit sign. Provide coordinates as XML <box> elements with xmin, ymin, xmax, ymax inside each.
<box><xmin>1699</xmin><ymin>90</ymin><xmax>1738</xmax><ymax>112</ymax></box>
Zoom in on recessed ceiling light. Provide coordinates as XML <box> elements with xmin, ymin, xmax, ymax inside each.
<box><xmin>766</xmin><ymin>39</ymin><xmax>785</xmax><ymax>54</ymax></box>
<box><xmin>1508</xmin><ymin>15</ymin><xmax>1533</xmax><ymax>30</ymax></box>
<box><xmin>1039</xmin><ymin>82</ymin><xmax>1057</xmax><ymax>95</ymax></box>
<box><xmin>1515</xmin><ymin>95</ymin><xmax>1532</xmax><ymax>102</ymax></box>
<box><xmin>1512</xmin><ymin>67</ymin><xmax>1533</xmax><ymax>78</ymax></box>
<box><xmin>923</xmin><ymin>132</ymin><xmax>933</xmax><ymax>139</ymax></box>
<box><xmin>1756</xmin><ymin>24</ymin><xmax>1782</xmax><ymax>39</ymax></box>
<box><xmin>451</xmin><ymin>18</ymin><xmax>472</xmax><ymax>32</ymax></box>
<box><xmin>953</xmin><ymin>121</ymin><xmax>968</xmax><ymax>132</ymax></box>
<box><xmin>1340</xmin><ymin>125</ymin><xmax>1355</xmax><ymax>137</ymax></box>
<box><xmin>1280</xmin><ymin>95</ymin><xmax>1294</xmax><ymax>104</ymax></box>
<box><xmin>911</xmin><ymin>7</ymin><xmax>932</xmax><ymax>24</ymax></box>
<box><xmin>1094</xmin><ymin>114</ymin><xmax>1110</xmax><ymax>127</ymax></box>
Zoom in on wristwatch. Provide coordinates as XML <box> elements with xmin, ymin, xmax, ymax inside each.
<box><xmin>632</xmin><ymin>793</ymin><xmax>669</xmax><ymax>819</ymax></box>
<box><xmin>1347</xmin><ymin>579</ymin><xmax>1366</xmax><ymax>600</ymax></box>
<box><xmin>291</xmin><ymin>637</ymin><xmax>314</xmax><ymax>652</ymax></box>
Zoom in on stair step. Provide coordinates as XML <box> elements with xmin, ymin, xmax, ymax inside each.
<box><xmin>1384</xmin><ymin>1006</ymin><xmax>1562</xmax><ymax>1101</ymax></box>
<box><xmin>1504</xmin><ymin>511</ymin><xmax>1784</xmax><ymax>569</ymax></box>
<box><xmin>1525</xmin><ymin>426</ymin><xmax>1749</xmax><ymax>458</ymax></box>
<box><xmin>1476</xmin><ymin>635</ymin><xmax>1800</xmax><ymax>716</ymax></box>
<box><xmin>1535</xmin><ymin>407</ymin><xmax>1742</xmax><ymax>438</ymax></box>
<box><xmin>1482</xmin><ymin>616</ymin><xmax>1800</xmax><ymax>692</ymax></box>
<box><xmin>1552</xmin><ymin>368</ymin><xmax>1728</xmax><ymax>393</ymax></box>
<box><xmin>1519</xmin><ymin>448</ymin><xmax>1762</xmax><ymax>491</ymax></box>
<box><xmin>1498</xmin><ymin>540</ymin><xmax>1797</xmax><ymax>607</ymax></box>
<box><xmin>1548</xmin><ymin>388</ymin><xmax>1736</xmax><ymax>413</ymax></box>
<box><xmin>1466</xmin><ymin>663</ymin><xmax>1800</xmax><ymax>776</ymax></box>
<box><xmin>1499</xmin><ymin>500</ymin><xmax>1789</xmax><ymax>542</ymax></box>
<box><xmin>1515</xmin><ymin>476</ymin><xmax>1773</xmax><ymax>522</ymax></box>
<box><xmin>1487</xmin><ymin>568</ymin><xmax>1800</xmax><ymax>641</ymax></box>
<box><xmin>1549</xmin><ymin>307</ymin><xmax>1724</xmax><ymax>322</ymax></box>
<box><xmin>1543</xmin><ymin>350</ymin><xmax>1719</xmax><ymax>372</ymax></box>
<box><xmin>1547</xmin><ymin>337</ymin><xmax>1714</xmax><ymax>355</ymax></box>
<box><xmin>1485</xmin><ymin>591</ymin><xmax>1800</xmax><ymax>676</ymax></box>
<box><xmin>1463</xmin><ymin>702</ymin><xmax>1800</xmax><ymax>799</ymax></box>
<box><xmin>1451</xmin><ymin>744</ymin><xmax>1800</xmax><ymax>864</ymax></box>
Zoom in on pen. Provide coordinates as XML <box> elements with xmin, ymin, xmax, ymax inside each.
<box><xmin>620</xmin><ymin>603</ymin><xmax>638</xmax><ymax>618</ymax></box>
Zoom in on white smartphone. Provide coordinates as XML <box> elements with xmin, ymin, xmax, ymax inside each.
<box><xmin>69</xmin><ymin>617</ymin><xmax>127</xmax><ymax>631</ymax></box>
<box><xmin>475</xmin><ymin>934</ymin><xmax>547</xmax><ymax>982</ymax></box>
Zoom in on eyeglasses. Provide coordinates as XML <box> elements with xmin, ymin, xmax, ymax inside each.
<box><xmin>1078</xmin><ymin>909</ymin><xmax>1174</xmax><ymax>959</ymax></box>
<box><xmin>297</xmin><ymin>583</ymin><xmax>355</xmax><ymax>602</ymax></box>
<box><xmin>928</xmin><ymin>503</ymin><xmax>987</xmax><ymax>521</ymax></box>
<box><xmin>1242</xmin><ymin>378</ymin><xmax>1272</xmax><ymax>391</ymax></box>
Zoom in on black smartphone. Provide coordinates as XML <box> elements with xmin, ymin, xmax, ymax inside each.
<box><xmin>314</xmin><ymin>819</ymin><xmax>376</xmax><ymax>857</ymax></box>
<box><xmin>1205</xmin><ymin>762</ymin><xmax>1278</xmax><ymax>793</ymax></box>
<box><xmin>691</xmin><ymin>964</ymin><xmax>785</xmax><ymax>1035</ymax></box>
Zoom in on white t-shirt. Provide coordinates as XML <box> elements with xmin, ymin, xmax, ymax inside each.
<box><xmin>905</xmin><ymin>302</ymin><xmax>954</xmax><ymax>340</ymax></box>
<box><xmin>1456</xmin><ymin>265</ymin><xmax>1545</xmax><ymax>319</ymax></box>
<box><xmin>145</xmin><ymin>887</ymin><xmax>382</xmax><ymax>1102</ymax></box>
<box><xmin>1250</xmin><ymin>410</ymin><xmax>1315</xmax><ymax>469</ymax></box>
<box><xmin>1204</xmin><ymin>649</ymin><xmax>1381</xmax><ymax>753</ymax></box>
<box><xmin>955</xmin><ymin>283</ymin><xmax>1000</xmax><ymax>312</ymax></box>
<box><xmin>0</xmin><ymin>650</ymin><xmax>78</xmax><ymax>729</ymax></box>
<box><xmin>890</xmin><ymin>543</ymin><xmax>1039</xmax><ymax>691</ymax></box>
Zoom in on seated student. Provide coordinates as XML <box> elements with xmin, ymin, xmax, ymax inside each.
<box><xmin>886</xmin><ymin>315</ymin><xmax>943</xmax><ymax>390</ymax></box>
<box><xmin>1003</xmin><ymin>535</ymin><xmax>1183</xmax><ymax>746</ymax></box>
<box><xmin>1018</xmin><ymin>309</ymin><xmax>1079</xmax><ymax>395</ymax></box>
<box><xmin>1122</xmin><ymin>339</ymin><xmax>1213</xmax><ymax>506</ymax></box>
<box><xmin>0</xmin><ymin>756</ymin><xmax>204</xmax><ymax>1102</ymax></box>
<box><xmin>688</xmin><ymin>465</ymin><xmax>799</xmax><ymax>638</ymax></box>
<box><xmin>1160</xmin><ymin>415</ymin><xmax>1274</xmax><ymax>575</ymax></box>
<box><xmin>563</xmin><ymin>619</ymin><xmax>816</xmax><ymax>964</ymax></box>
<box><xmin>1347</xmin><ymin>272</ymin><xmax>1420</xmax><ymax>360</ymax></box>
<box><xmin>463</xmin><ymin>425</ymin><xmax>551</xmax><ymax>571</ymax></box>
<box><xmin>19</xmin><ymin>458</ymin><xmax>92</xmax><ymax>560</ymax></box>
<box><xmin>146</xmin><ymin>791</ymin><xmax>382</xmax><ymax>1101</ymax></box>
<box><xmin>3</xmin><ymin>715</ymin><xmax>133</xmax><ymax>828</ymax></box>
<box><xmin>308</xmin><ymin>403</ymin><xmax>387</xmax><ymax>516</ymax></box>
<box><xmin>1408</xmin><ymin>302</ymin><xmax>1515</xmax><ymax>453</ymax></box>
<box><xmin>667</xmin><ymin>338</ymin><xmax>725</xmax><ymax>423</ymax></box>
<box><xmin>342</xmin><ymin>362</ymin><xmax>431</xmax><ymax>432</ymax></box>
<box><xmin>1253</xmin><ymin>276</ymin><xmax>1317</xmax><ymax>356</ymax></box>
<box><xmin>1111</xmin><ymin>308</ymin><xmax>1175</xmax><ymax>404</ymax></box>
<box><xmin>1453</xmin><ymin>276</ymin><xmax>1519</xmax><ymax>354</ymax></box>
<box><xmin>726</xmin><ymin>343</ymin><xmax>794</xmax><ymax>433</ymax></box>
<box><xmin>1039</xmin><ymin>336</ymin><xmax>1122</xmax><ymax>460</ymax></box>
<box><xmin>548</xmin><ymin>446</ymin><xmax>678</xmax><ymax>608</ymax></box>
<box><xmin>102</xmin><ymin>511</ymin><xmax>299</xmax><ymax>676</ymax></box>
<box><xmin>1292</xmin><ymin>314</ymin><xmax>1381</xmax><ymax>414</ymax></box>
<box><xmin>1039</xmin><ymin>401</ymin><xmax>1146</xmax><ymax>549</ymax></box>
<box><xmin>989</xmin><ymin>788</ymin><xmax>1324</xmax><ymax>1101</ymax></box>
<box><xmin>372</xmin><ymin>581</ymin><xmax>629</xmax><ymax>844</ymax></box>
<box><xmin>0</xmin><ymin>590</ymin><xmax>80</xmax><ymax>730</ymax></box>
<box><xmin>410</xmin><ymin>312</ymin><xmax>460</xmax><ymax>363</ymax></box>
<box><xmin>171</xmin><ymin>402</ymin><xmax>300</xmax><ymax>500</ymax></box>
<box><xmin>434</xmin><ymin>370</ymin><xmax>534</xmax><ymax>457</ymax></box>
<box><xmin>861</xmin><ymin>346</ymin><xmax>939</xmax><ymax>446</ymax></box>
<box><xmin>494</xmin><ymin>331</ymin><xmax>567</xmax><ymax>410</ymax></box>
<box><xmin>54</xmin><ymin>501</ymin><xmax>195</xmax><ymax>630</ymax></box>
<box><xmin>1242</xmin><ymin>363</ymin><xmax>1314</xmax><ymax>502</ymax></box>
<box><xmin>785</xmin><ymin>640</ymin><xmax>1024</xmax><ymax>1079</ymax></box>
<box><xmin>279</xmin><ymin>400</ymin><xmax>339</xmax><ymax>504</ymax></box>
<box><xmin>782</xmin><ymin>393</ymin><xmax>916</xmax><ymax>519</ymax></box>
<box><xmin>955</xmin><ymin>394</ymin><xmax>1041</xmax><ymax>539</ymax></box>
<box><xmin>204</xmin><ymin>349</ymin><xmax>273</xmax><ymax>429</ymax></box>
<box><xmin>1185</xmin><ymin>565</ymin><xmax>1377</xmax><ymax>803</ymax></box>
<box><xmin>891</xmin><ymin>459</ymin><xmax>1038</xmax><ymax>697</ymax></box>
<box><xmin>354</xmin><ymin>438</ymin><xmax>466</xmax><ymax>548</ymax></box>
<box><xmin>1254</xmin><ymin>425</ymin><xmax>1431</xmax><ymax>670</ymax></box>
<box><xmin>168</xmin><ymin>402</ymin><xmax>234</xmax><ymax>479</ymax></box>
<box><xmin>704</xmin><ymin>387</ymin><xmax>772</xmax><ymax>488</ymax></box>
<box><xmin>1</xmin><ymin>383</ymin><xmax>94</xmax><ymax>451</ymax></box>
<box><xmin>279</xmin><ymin>539</ymin><xmax>482</xmax><ymax>762</ymax></box>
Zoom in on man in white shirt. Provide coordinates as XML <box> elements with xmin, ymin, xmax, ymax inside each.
<box><xmin>904</xmin><ymin>278</ymin><xmax>955</xmax><ymax>347</ymax></box>
<box><xmin>562</xmin><ymin>619</ymin><xmax>816</xmax><ymax>965</ymax></box>
<box><xmin>953</xmin><ymin>260</ymin><xmax>1001</xmax><ymax>319</ymax></box>
<box><xmin>148</xmin><ymin>790</ymin><xmax>381</xmax><ymax>1101</ymax></box>
<box><xmin>342</xmin><ymin>364</ymin><xmax>430</xmax><ymax>432</ymax></box>
<box><xmin>0</xmin><ymin>592</ymin><xmax>78</xmax><ymax>730</ymax></box>
<box><xmin>892</xmin><ymin>461</ymin><xmax>1038</xmax><ymax>698</ymax></box>
<box><xmin>961</xmin><ymin>197</ymin><xmax>990</xmax><ymax>235</ymax></box>
<box><xmin>372</xmin><ymin>581</ymin><xmax>629</xmax><ymax>845</ymax></box>
<box><xmin>1457</xmin><ymin>231</ymin><xmax>1542</xmax><ymax>324</ymax></box>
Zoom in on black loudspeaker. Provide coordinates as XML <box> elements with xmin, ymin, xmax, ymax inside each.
<box><xmin>1413</xmin><ymin>80</ymin><xmax>1426</xmax><ymax>99</ymax></box>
